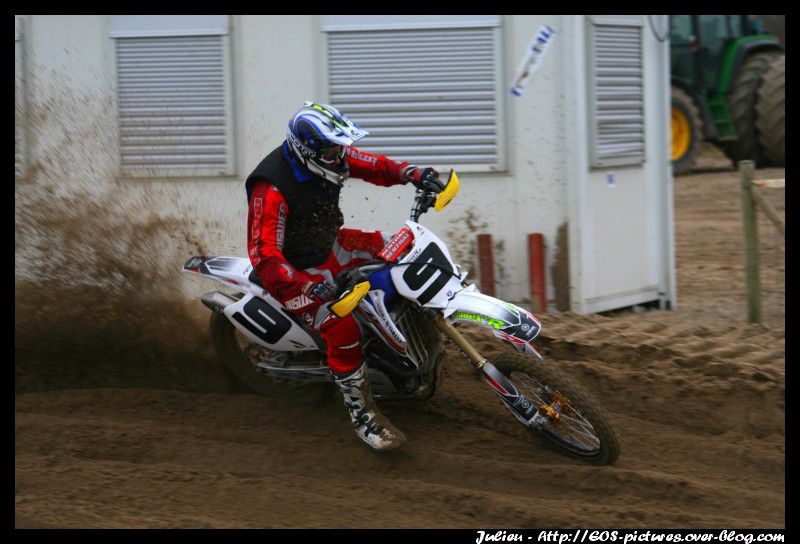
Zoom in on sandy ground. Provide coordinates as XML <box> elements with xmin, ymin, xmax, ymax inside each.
<box><xmin>15</xmin><ymin>150</ymin><xmax>784</xmax><ymax>528</ymax></box>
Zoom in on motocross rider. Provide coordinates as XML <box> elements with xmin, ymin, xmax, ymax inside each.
<box><xmin>245</xmin><ymin>102</ymin><xmax>445</xmax><ymax>451</ymax></box>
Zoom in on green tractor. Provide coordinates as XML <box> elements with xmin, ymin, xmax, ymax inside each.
<box><xmin>670</xmin><ymin>15</ymin><xmax>785</xmax><ymax>175</ymax></box>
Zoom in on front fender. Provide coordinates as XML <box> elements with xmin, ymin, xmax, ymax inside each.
<box><xmin>445</xmin><ymin>289</ymin><xmax>543</xmax><ymax>358</ymax></box>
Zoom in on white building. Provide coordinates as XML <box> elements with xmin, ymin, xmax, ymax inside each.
<box><xmin>14</xmin><ymin>14</ymin><xmax>675</xmax><ymax>314</ymax></box>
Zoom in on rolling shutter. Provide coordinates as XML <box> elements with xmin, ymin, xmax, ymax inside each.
<box><xmin>115</xmin><ymin>33</ymin><xmax>233</xmax><ymax>176</ymax></box>
<box><xmin>588</xmin><ymin>22</ymin><xmax>645</xmax><ymax>167</ymax></box>
<box><xmin>15</xmin><ymin>17</ymin><xmax>25</xmax><ymax>178</ymax></box>
<box><xmin>326</xmin><ymin>26</ymin><xmax>502</xmax><ymax>170</ymax></box>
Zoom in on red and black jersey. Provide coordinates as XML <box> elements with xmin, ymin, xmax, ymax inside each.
<box><xmin>246</xmin><ymin>142</ymin><xmax>411</xmax><ymax>305</ymax></box>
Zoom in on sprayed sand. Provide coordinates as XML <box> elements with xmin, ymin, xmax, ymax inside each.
<box><xmin>15</xmin><ymin>160</ymin><xmax>784</xmax><ymax>528</ymax></box>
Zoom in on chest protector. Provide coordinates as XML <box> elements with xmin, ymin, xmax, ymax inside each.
<box><xmin>246</xmin><ymin>145</ymin><xmax>344</xmax><ymax>269</ymax></box>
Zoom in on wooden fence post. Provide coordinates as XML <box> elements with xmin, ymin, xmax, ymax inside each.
<box><xmin>528</xmin><ymin>233</ymin><xmax>547</xmax><ymax>313</ymax></box>
<box><xmin>476</xmin><ymin>234</ymin><xmax>496</xmax><ymax>297</ymax></box>
<box><xmin>739</xmin><ymin>160</ymin><xmax>762</xmax><ymax>324</ymax></box>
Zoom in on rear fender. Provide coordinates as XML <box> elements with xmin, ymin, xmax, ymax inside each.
<box><xmin>183</xmin><ymin>255</ymin><xmax>262</xmax><ymax>294</ymax></box>
<box><xmin>445</xmin><ymin>288</ymin><xmax>543</xmax><ymax>359</ymax></box>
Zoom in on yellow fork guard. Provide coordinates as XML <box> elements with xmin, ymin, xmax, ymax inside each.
<box><xmin>330</xmin><ymin>281</ymin><xmax>371</xmax><ymax>317</ymax></box>
<box><xmin>434</xmin><ymin>170</ymin><xmax>460</xmax><ymax>211</ymax></box>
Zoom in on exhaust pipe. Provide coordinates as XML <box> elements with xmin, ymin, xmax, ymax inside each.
<box><xmin>201</xmin><ymin>291</ymin><xmax>238</xmax><ymax>311</ymax></box>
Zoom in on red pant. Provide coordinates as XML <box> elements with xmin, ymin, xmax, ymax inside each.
<box><xmin>282</xmin><ymin>228</ymin><xmax>388</xmax><ymax>374</ymax></box>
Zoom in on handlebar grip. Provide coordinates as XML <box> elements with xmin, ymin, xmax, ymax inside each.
<box><xmin>331</xmin><ymin>281</ymin><xmax>371</xmax><ymax>317</ymax></box>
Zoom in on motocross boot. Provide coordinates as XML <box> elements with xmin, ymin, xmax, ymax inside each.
<box><xmin>333</xmin><ymin>363</ymin><xmax>407</xmax><ymax>451</ymax></box>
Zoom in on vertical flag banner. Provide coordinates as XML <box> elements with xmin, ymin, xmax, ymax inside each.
<box><xmin>511</xmin><ymin>25</ymin><xmax>555</xmax><ymax>96</ymax></box>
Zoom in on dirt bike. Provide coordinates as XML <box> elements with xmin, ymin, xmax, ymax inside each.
<box><xmin>183</xmin><ymin>171</ymin><xmax>621</xmax><ymax>464</ymax></box>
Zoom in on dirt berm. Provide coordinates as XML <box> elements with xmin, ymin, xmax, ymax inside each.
<box><xmin>15</xmin><ymin>161</ymin><xmax>784</xmax><ymax>528</ymax></box>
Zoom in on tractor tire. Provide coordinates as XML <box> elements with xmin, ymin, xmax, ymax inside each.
<box><xmin>670</xmin><ymin>87</ymin><xmax>703</xmax><ymax>175</ymax></box>
<box><xmin>721</xmin><ymin>51</ymin><xmax>783</xmax><ymax>167</ymax></box>
<box><xmin>755</xmin><ymin>55</ymin><xmax>785</xmax><ymax>166</ymax></box>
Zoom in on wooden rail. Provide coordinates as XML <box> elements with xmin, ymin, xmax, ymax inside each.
<box><xmin>739</xmin><ymin>161</ymin><xmax>785</xmax><ymax>324</ymax></box>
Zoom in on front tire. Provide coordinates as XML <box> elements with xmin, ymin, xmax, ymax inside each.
<box><xmin>492</xmin><ymin>352</ymin><xmax>620</xmax><ymax>465</ymax></box>
<box><xmin>209</xmin><ymin>310</ymin><xmax>330</xmax><ymax>402</ymax></box>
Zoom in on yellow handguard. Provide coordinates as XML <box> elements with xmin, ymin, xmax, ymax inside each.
<box><xmin>330</xmin><ymin>281</ymin><xmax>371</xmax><ymax>318</ymax></box>
<box><xmin>434</xmin><ymin>170</ymin><xmax>460</xmax><ymax>211</ymax></box>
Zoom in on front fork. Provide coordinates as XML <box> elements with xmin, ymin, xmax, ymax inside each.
<box><xmin>431</xmin><ymin>312</ymin><xmax>541</xmax><ymax>425</ymax></box>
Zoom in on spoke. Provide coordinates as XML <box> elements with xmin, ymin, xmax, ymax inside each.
<box><xmin>515</xmin><ymin>378</ymin><xmax>549</xmax><ymax>399</ymax></box>
<box><xmin>558</xmin><ymin>422</ymin><xmax>600</xmax><ymax>444</ymax></box>
<box><xmin>555</xmin><ymin>410</ymin><xmax>599</xmax><ymax>441</ymax></box>
<box><xmin>546</xmin><ymin>423</ymin><xmax>599</xmax><ymax>449</ymax></box>
<box><xmin>560</xmin><ymin>412</ymin><xmax>596</xmax><ymax>433</ymax></box>
<box><xmin>509</xmin><ymin>371</ymin><xmax>601</xmax><ymax>452</ymax></box>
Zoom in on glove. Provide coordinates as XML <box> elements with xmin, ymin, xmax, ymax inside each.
<box><xmin>302</xmin><ymin>280</ymin><xmax>337</xmax><ymax>304</ymax></box>
<box><xmin>406</xmin><ymin>166</ymin><xmax>445</xmax><ymax>194</ymax></box>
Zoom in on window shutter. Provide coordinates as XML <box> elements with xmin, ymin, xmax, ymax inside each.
<box><xmin>115</xmin><ymin>34</ymin><xmax>233</xmax><ymax>176</ymax></box>
<box><xmin>588</xmin><ymin>22</ymin><xmax>645</xmax><ymax>167</ymax></box>
<box><xmin>326</xmin><ymin>26</ymin><xmax>502</xmax><ymax>170</ymax></box>
<box><xmin>15</xmin><ymin>17</ymin><xmax>25</xmax><ymax>178</ymax></box>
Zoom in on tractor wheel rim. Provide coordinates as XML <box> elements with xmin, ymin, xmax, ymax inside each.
<box><xmin>671</xmin><ymin>107</ymin><xmax>691</xmax><ymax>161</ymax></box>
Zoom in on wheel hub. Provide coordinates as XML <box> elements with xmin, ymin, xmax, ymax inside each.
<box><xmin>671</xmin><ymin>107</ymin><xmax>691</xmax><ymax>161</ymax></box>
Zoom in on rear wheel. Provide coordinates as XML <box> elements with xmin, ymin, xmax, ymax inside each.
<box><xmin>755</xmin><ymin>55</ymin><xmax>785</xmax><ymax>166</ymax></box>
<box><xmin>671</xmin><ymin>87</ymin><xmax>703</xmax><ymax>175</ymax></box>
<box><xmin>492</xmin><ymin>352</ymin><xmax>620</xmax><ymax>465</ymax></box>
<box><xmin>721</xmin><ymin>51</ymin><xmax>782</xmax><ymax>167</ymax></box>
<box><xmin>209</xmin><ymin>310</ymin><xmax>330</xmax><ymax>402</ymax></box>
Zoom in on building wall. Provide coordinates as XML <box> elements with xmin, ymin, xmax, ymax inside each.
<box><xmin>561</xmin><ymin>15</ymin><xmax>674</xmax><ymax>313</ymax></box>
<box><xmin>15</xmin><ymin>15</ymin><xmax>670</xmax><ymax>310</ymax></box>
<box><xmin>15</xmin><ymin>14</ymin><xmax>571</xmax><ymax>305</ymax></box>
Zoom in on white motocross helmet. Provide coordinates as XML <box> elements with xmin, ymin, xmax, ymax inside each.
<box><xmin>286</xmin><ymin>101</ymin><xmax>369</xmax><ymax>185</ymax></box>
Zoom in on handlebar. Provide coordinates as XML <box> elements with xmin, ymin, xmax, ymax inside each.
<box><xmin>410</xmin><ymin>188</ymin><xmax>439</xmax><ymax>222</ymax></box>
<box><xmin>330</xmin><ymin>169</ymin><xmax>459</xmax><ymax>317</ymax></box>
<box><xmin>409</xmin><ymin>169</ymin><xmax>458</xmax><ymax>222</ymax></box>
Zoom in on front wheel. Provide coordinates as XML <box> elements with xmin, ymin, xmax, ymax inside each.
<box><xmin>492</xmin><ymin>352</ymin><xmax>620</xmax><ymax>465</ymax></box>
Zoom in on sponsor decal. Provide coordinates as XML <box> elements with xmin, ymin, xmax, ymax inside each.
<box><xmin>363</xmin><ymin>294</ymin><xmax>406</xmax><ymax>351</ymax></box>
<box><xmin>484</xmin><ymin>374</ymin><xmax>509</xmax><ymax>395</ymax></box>
<box><xmin>378</xmin><ymin>227</ymin><xmax>413</xmax><ymax>261</ymax></box>
<box><xmin>286</xmin><ymin>293</ymin><xmax>313</xmax><ymax>310</ymax></box>
<box><xmin>302</xmin><ymin>312</ymin><xmax>313</xmax><ymax>326</ymax></box>
<box><xmin>287</xmin><ymin>131</ymin><xmax>315</xmax><ymax>158</ymax></box>
<box><xmin>276</xmin><ymin>202</ymin><xmax>286</xmax><ymax>249</ymax></box>
<box><xmin>250</xmin><ymin>197</ymin><xmax>263</xmax><ymax>253</ymax></box>
<box><xmin>453</xmin><ymin>311</ymin><xmax>506</xmax><ymax>330</ymax></box>
<box><xmin>346</xmin><ymin>148</ymin><xmax>377</xmax><ymax>166</ymax></box>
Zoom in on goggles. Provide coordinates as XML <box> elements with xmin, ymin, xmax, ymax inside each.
<box><xmin>319</xmin><ymin>144</ymin><xmax>346</xmax><ymax>165</ymax></box>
